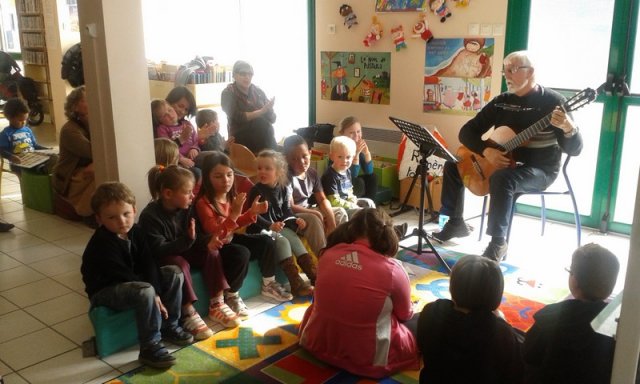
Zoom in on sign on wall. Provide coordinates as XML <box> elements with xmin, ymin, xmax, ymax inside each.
<box><xmin>423</xmin><ymin>38</ymin><xmax>494</xmax><ymax>115</ymax></box>
<box><xmin>320</xmin><ymin>51</ymin><xmax>391</xmax><ymax>105</ymax></box>
<box><xmin>375</xmin><ymin>0</ymin><xmax>429</xmax><ymax>12</ymax></box>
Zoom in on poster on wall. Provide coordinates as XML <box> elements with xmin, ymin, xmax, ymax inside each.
<box><xmin>423</xmin><ymin>37</ymin><xmax>494</xmax><ymax>115</ymax></box>
<box><xmin>320</xmin><ymin>51</ymin><xmax>391</xmax><ymax>105</ymax></box>
<box><xmin>375</xmin><ymin>0</ymin><xmax>428</xmax><ymax>12</ymax></box>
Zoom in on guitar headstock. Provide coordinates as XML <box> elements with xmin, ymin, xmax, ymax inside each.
<box><xmin>564</xmin><ymin>88</ymin><xmax>597</xmax><ymax>112</ymax></box>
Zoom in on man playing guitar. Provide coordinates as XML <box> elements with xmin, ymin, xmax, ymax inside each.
<box><xmin>432</xmin><ymin>50</ymin><xmax>583</xmax><ymax>262</ymax></box>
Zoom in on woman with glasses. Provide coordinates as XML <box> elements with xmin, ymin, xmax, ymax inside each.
<box><xmin>431</xmin><ymin>50</ymin><xmax>583</xmax><ymax>262</ymax></box>
<box><xmin>221</xmin><ymin>60</ymin><xmax>277</xmax><ymax>154</ymax></box>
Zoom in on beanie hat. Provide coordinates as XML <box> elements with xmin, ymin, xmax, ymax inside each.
<box><xmin>233</xmin><ymin>60</ymin><xmax>253</xmax><ymax>75</ymax></box>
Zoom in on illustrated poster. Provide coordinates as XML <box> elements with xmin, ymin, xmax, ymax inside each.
<box><xmin>320</xmin><ymin>51</ymin><xmax>391</xmax><ymax>105</ymax></box>
<box><xmin>375</xmin><ymin>0</ymin><xmax>428</xmax><ymax>12</ymax></box>
<box><xmin>423</xmin><ymin>38</ymin><xmax>494</xmax><ymax>115</ymax></box>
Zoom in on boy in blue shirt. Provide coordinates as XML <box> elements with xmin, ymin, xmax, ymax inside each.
<box><xmin>0</xmin><ymin>98</ymin><xmax>52</xmax><ymax>173</ymax></box>
<box><xmin>81</xmin><ymin>182</ymin><xmax>193</xmax><ymax>368</ymax></box>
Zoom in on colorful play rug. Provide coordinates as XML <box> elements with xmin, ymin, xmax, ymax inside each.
<box><xmin>108</xmin><ymin>247</ymin><xmax>569</xmax><ymax>384</ymax></box>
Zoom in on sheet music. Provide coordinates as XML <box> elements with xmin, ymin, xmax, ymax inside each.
<box><xmin>389</xmin><ymin>116</ymin><xmax>458</xmax><ymax>163</ymax></box>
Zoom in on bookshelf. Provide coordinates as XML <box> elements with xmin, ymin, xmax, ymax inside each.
<box><xmin>148</xmin><ymin>81</ymin><xmax>229</xmax><ymax>109</ymax></box>
<box><xmin>15</xmin><ymin>0</ymin><xmax>53</xmax><ymax>126</ymax></box>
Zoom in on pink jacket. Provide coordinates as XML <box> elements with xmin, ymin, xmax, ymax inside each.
<box><xmin>299</xmin><ymin>240</ymin><xmax>419</xmax><ymax>378</ymax></box>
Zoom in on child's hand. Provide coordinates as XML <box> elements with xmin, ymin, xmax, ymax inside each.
<box><xmin>180</xmin><ymin>123</ymin><xmax>193</xmax><ymax>143</ymax></box>
<box><xmin>179</xmin><ymin>156</ymin><xmax>195</xmax><ymax>168</ymax></box>
<box><xmin>154</xmin><ymin>296</ymin><xmax>168</xmax><ymax>319</ymax></box>
<box><xmin>187</xmin><ymin>218</ymin><xmax>196</xmax><ymax>240</ymax></box>
<box><xmin>296</xmin><ymin>217</ymin><xmax>306</xmax><ymax>230</ymax></box>
<box><xmin>270</xmin><ymin>221</ymin><xmax>285</xmax><ymax>232</ymax></box>
<box><xmin>231</xmin><ymin>193</ymin><xmax>247</xmax><ymax>218</ymax></box>
<box><xmin>10</xmin><ymin>154</ymin><xmax>21</xmax><ymax>164</ymax></box>
<box><xmin>207</xmin><ymin>234</ymin><xmax>224</xmax><ymax>251</ymax></box>
<box><xmin>250</xmin><ymin>195</ymin><xmax>268</xmax><ymax>215</ymax></box>
<box><xmin>187</xmin><ymin>148</ymin><xmax>199</xmax><ymax>160</ymax></box>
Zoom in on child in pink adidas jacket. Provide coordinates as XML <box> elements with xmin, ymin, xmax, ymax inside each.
<box><xmin>299</xmin><ymin>208</ymin><xmax>419</xmax><ymax>378</ymax></box>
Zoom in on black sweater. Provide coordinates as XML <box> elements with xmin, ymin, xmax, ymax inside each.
<box><xmin>417</xmin><ymin>299</ymin><xmax>524</xmax><ymax>384</ymax></box>
<box><xmin>81</xmin><ymin>225</ymin><xmax>162</xmax><ymax>299</ymax></box>
<box><xmin>523</xmin><ymin>299</ymin><xmax>615</xmax><ymax>384</ymax></box>
<box><xmin>459</xmin><ymin>85</ymin><xmax>583</xmax><ymax>175</ymax></box>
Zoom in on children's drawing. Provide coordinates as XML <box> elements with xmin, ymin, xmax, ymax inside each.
<box><xmin>321</xmin><ymin>51</ymin><xmax>391</xmax><ymax>105</ymax></box>
<box><xmin>423</xmin><ymin>38</ymin><xmax>494</xmax><ymax>115</ymax></box>
<box><xmin>375</xmin><ymin>0</ymin><xmax>428</xmax><ymax>12</ymax></box>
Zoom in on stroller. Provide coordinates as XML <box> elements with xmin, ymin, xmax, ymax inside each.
<box><xmin>0</xmin><ymin>51</ymin><xmax>44</xmax><ymax>125</ymax></box>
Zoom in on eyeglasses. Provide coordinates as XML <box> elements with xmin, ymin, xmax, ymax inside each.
<box><xmin>501</xmin><ymin>66</ymin><xmax>531</xmax><ymax>75</ymax></box>
<box><xmin>564</xmin><ymin>266</ymin><xmax>573</xmax><ymax>274</ymax></box>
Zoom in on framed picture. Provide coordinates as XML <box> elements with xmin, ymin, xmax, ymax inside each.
<box><xmin>375</xmin><ymin>0</ymin><xmax>428</xmax><ymax>12</ymax></box>
<box><xmin>354</xmin><ymin>67</ymin><xmax>360</xmax><ymax>77</ymax></box>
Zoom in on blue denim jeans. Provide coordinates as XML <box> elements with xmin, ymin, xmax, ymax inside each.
<box><xmin>441</xmin><ymin>160</ymin><xmax>556</xmax><ymax>238</ymax></box>
<box><xmin>90</xmin><ymin>265</ymin><xmax>184</xmax><ymax>347</ymax></box>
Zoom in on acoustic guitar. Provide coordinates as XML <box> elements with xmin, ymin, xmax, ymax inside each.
<box><xmin>456</xmin><ymin>88</ymin><xmax>597</xmax><ymax>196</ymax></box>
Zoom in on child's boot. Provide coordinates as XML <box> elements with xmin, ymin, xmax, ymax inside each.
<box><xmin>280</xmin><ymin>257</ymin><xmax>313</xmax><ymax>296</ymax></box>
<box><xmin>296</xmin><ymin>253</ymin><xmax>317</xmax><ymax>286</ymax></box>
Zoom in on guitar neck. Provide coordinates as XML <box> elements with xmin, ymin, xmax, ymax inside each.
<box><xmin>502</xmin><ymin>113</ymin><xmax>552</xmax><ymax>152</ymax></box>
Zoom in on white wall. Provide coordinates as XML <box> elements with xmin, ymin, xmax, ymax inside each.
<box><xmin>315</xmin><ymin>0</ymin><xmax>508</xmax><ymax>155</ymax></box>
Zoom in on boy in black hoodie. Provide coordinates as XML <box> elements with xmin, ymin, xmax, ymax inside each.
<box><xmin>524</xmin><ymin>243</ymin><xmax>620</xmax><ymax>384</ymax></box>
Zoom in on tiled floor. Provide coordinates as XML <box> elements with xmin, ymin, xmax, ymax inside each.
<box><xmin>0</xmin><ymin>167</ymin><xmax>631</xmax><ymax>383</ymax></box>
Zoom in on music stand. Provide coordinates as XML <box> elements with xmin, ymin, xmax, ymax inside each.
<box><xmin>389</xmin><ymin>116</ymin><xmax>457</xmax><ymax>274</ymax></box>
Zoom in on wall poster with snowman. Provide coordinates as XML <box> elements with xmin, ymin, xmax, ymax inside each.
<box><xmin>423</xmin><ymin>37</ymin><xmax>494</xmax><ymax>115</ymax></box>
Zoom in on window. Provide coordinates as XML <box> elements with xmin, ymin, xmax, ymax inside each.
<box><xmin>141</xmin><ymin>0</ymin><xmax>310</xmax><ymax>142</ymax></box>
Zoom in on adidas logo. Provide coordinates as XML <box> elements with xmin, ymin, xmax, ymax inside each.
<box><xmin>335</xmin><ymin>251</ymin><xmax>363</xmax><ymax>270</ymax></box>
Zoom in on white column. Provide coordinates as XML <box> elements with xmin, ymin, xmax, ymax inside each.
<box><xmin>77</xmin><ymin>0</ymin><xmax>154</xmax><ymax>209</ymax></box>
<box><xmin>611</xmin><ymin>169</ymin><xmax>640</xmax><ymax>383</ymax></box>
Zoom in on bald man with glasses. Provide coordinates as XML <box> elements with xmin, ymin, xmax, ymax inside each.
<box><xmin>432</xmin><ymin>50</ymin><xmax>583</xmax><ymax>262</ymax></box>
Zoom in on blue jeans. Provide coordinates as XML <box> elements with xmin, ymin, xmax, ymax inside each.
<box><xmin>90</xmin><ymin>265</ymin><xmax>184</xmax><ymax>347</ymax></box>
<box><xmin>440</xmin><ymin>161</ymin><xmax>556</xmax><ymax>238</ymax></box>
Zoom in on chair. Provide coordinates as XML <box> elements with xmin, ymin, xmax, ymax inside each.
<box><xmin>228</xmin><ymin>143</ymin><xmax>258</xmax><ymax>182</ymax></box>
<box><xmin>478</xmin><ymin>155</ymin><xmax>581</xmax><ymax>247</ymax></box>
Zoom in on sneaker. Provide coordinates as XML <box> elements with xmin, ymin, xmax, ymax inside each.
<box><xmin>225</xmin><ymin>294</ymin><xmax>249</xmax><ymax>317</ymax></box>
<box><xmin>182</xmin><ymin>312</ymin><xmax>213</xmax><ymax>340</ymax></box>
<box><xmin>208</xmin><ymin>302</ymin><xmax>241</xmax><ymax>328</ymax></box>
<box><xmin>138</xmin><ymin>341</ymin><xmax>175</xmax><ymax>369</ymax></box>
<box><xmin>482</xmin><ymin>241</ymin><xmax>508</xmax><ymax>262</ymax></box>
<box><xmin>431</xmin><ymin>219</ymin><xmax>472</xmax><ymax>242</ymax></box>
<box><xmin>161</xmin><ymin>326</ymin><xmax>194</xmax><ymax>346</ymax></box>
<box><xmin>394</xmin><ymin>222</ymin><xmax>408</xmax><ymax>239</ymax></box>
<box><xmin>0</xmin><ymin>222</ymin><xmax>14</xmax><ymax>232</ymax></box>
<box><xmin>261</xmin><ymin>280</ymin><xmax>293</xmax><ymax>302</ymax></box>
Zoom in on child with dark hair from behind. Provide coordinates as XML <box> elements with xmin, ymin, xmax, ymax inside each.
<box><xmin>299</xmin><ymin>208</ymin><xmax>419</xmax><ymax>378</ymax></box>
<box><xmin>81</xmin><ymin>182</ymin><xmax>193</xmax><ymax>369</ymax></box>
<box><xmin>417</xmin><ymin>254</ymin><xmax>524</xmax><ymax>383</ymax></box>
<box><xmin>523</xmin><ymin>243</ymin><xmax>620</xmax><ymax>384</ymax></box>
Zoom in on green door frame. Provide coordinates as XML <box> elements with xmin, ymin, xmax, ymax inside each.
<box><xmin>504</xmin><ymin>0</ymin><xmax>637</xmax><ymax>235</ymax></box>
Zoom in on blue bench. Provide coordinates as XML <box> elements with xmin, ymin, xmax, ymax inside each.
<box><xmin>89</xmin><ymin>259</ymin><xmax>288</xmax><ymax>358</ymax></box>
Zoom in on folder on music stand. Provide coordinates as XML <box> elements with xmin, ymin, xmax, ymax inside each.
<box><xmin>389</xmin><ymin>116</ymin><xmax>457</xmax><ymax>273</ymax></box>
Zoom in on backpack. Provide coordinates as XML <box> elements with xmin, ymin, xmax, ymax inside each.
<box><xmin>61</xmin><ymin>43</ymin><xmax>84</xmax><ymax>87</ymax></box>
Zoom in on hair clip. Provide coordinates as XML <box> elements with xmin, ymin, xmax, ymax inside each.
<box><xmin>158</xmin><ymin>165</ymin><xmax>165</xmax><ymax>172</ymax></box>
